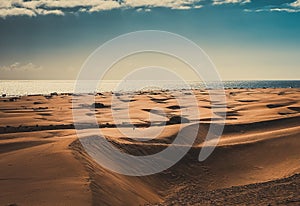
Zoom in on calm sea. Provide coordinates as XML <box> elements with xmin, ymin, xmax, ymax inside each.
<box><xmin>0</xmin><ymin>80</ymin><xmax>299</xmax><ymax>96</ymax></box>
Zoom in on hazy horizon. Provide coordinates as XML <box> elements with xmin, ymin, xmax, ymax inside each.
<box><xmin>0</xmin><ymin>0</ymin><xmax>300</xmax><ymax>80</ymax></box>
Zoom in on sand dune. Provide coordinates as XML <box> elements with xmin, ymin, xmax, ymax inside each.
<box><xmin>0</xmin><ymin>130</ymin><xmax>91</xmax><ymax>206</ymax></box>
<box><xmin>1</xmin><ymin>88</ymin><xmax>300</xmax><ymax>205</ymax></box>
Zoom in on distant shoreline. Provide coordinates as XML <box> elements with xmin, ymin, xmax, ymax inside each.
<box><xmin>0</xmin><ymin>87</ymin><xmax>299</xmax><ymax>99</ymax></box>
<box><xmin>1</xmin><ymin>80</ymin><xmax>300</xmax><ymax>97</ymax></box>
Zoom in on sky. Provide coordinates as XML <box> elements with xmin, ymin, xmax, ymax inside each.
<box><xmin>0</xmin><ymin>0</ymin><xmax>300</xmax><ymax>80</ymax></box>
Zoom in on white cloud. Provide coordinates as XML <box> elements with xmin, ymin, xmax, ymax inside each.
<box><xmin>0</xmin><ymin>0</ymin><xmax>65</xmax><ymax>18</ymax></box>
<box><xmin>0</xmin><ymin>0</ymin><xmax>298</xmax><ymax>17</ymax></box>
<box><xmin>35</xmin><ymin>8</ymin><xmax>64</xmax><ymax>15</ymax></box>
<box><xmin>213</xmin><ymin>0</ymin><xmax>250</xmax><ymax>5</ymax></box>
<box><xmin>270</xmin><ymin>8</ymin><xmax>299</xmax><ymax>13</ymax></box>
<box><xmin>0</xmin><ymin>7</ymin><xmax>36</xmax><ymax>18</ymax></box>
<box><xmin>0</xmin><ymin>2</ymin><xmax>13</xmax><ymax>8</ymax></box>
<box><xmin>291</xmin><ymin>0</ymin><xmax>300</xmax><ymax>7</ymax></box>
<box><xmin>0</xmin><ymin>62</ymin><xmax>43</xmax><ymax>72</ymax></box>
<box><xmin>245</xmin><ymin>0</ymin><xmax>300</xmax><ymax>13</ymax></box>
<box><xmin>136</xmin><ymin>7</ymin><xmax>152</xmax><ymax>12</ymax></box>
<box><xmin>88</xmin><ymin>1</ymin><xmax>121</xmax><ymax>12</ymax></box>
<box><xmin>35</xmin><ymin>0</ymin><xmax>119</xmax><ymax>9</ymax></box>
<box><xmin>124</xmin><ymin>0</ymin><xmax>201</xmax><ymax>9</ymax></box>
<box><xmin>194</xmin><ymin>5</ymin><xmax>203</xmax><ymax>9</ymax></box>
<box><xmin>0</xmin><ymin>0</ymin><xmax>206</xmax><ymax>18</ymax></box>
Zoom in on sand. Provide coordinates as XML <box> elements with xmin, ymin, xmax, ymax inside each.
<box><xmin>0</xmin><ymin>88</ymin><xmax>300</xmax><ymax>205</ymax></box>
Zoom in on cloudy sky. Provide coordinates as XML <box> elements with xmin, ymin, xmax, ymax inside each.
<box><xmin>0</xmin><ymin>0</ymin><xmax>299</xmax><ymax>80</ymax></box>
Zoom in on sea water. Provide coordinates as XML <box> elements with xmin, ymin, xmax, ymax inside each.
<box><xmin>0</xmin><ymin>80</ymin><xmax>299</xmax><ymax>96</ymax></box>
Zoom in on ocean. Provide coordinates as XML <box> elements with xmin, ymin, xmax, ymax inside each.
<box><xmin>0</xmin><ymin>80</ymin><xmax>299</xmax><ymax>97</ymax></box>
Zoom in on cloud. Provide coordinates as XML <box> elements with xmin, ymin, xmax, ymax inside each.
<box><xmin>291</xmin><ymin>0</ymin><xmax>300</xmax><ymax>7</ymax></box>
<box><xmin>88</xmin><ymin>1</ymin><xmax>122</xmax><ymax>12</ymax></box>
<box><xmin>0</xmin><ymin>62</ymin><xmax>43</xmax><ymax>72</ymax></box>
<box><xmin>212</xmin><ymin>0</ymin><xmax>250</xmax><ymax>5</ymax></box>
<box><xmin>35</xmin><ymin>8</ymin><xmax>64</xmax><ymax>15</ymax></box>
<box><xmin>270</xmin><ymin>8</ymin><xmax>299</xmax><ymax>13</ymax></box>
<box><xmin>136</xmin><ymin>7</ymin><xmax>152</xmax><ymax>12</ymax></box>
<box><xmin>3</xmin><ymin>0</ymin><xmax>297</xmax><ymax>18</ymax></box>
<box><xmin>124</xmin><ymin>0</ymin><xmax>201</xmax><ymax>9</ymax></box>
<box><xmin>0</xmin><ymin>7</ymin><xmax>36</xmax><ymax>18</ymax></box>
<box><xmin>0</xmin><ymin>0</ymin><xmax>206</xmax><ymax>18</ymax></box>
<box><xmin>244</xmin><ymin>0</ymin><xmax>300</xmax><ymax>13</ymax></box>
<box><xmin>0</xmin><ymin>0</ymin><xmax>65</xmax><ymax>18</ymax></box>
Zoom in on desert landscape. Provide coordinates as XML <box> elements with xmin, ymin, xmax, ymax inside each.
<box><xmin>1</xmin><ymin>0</ymin><xmax>299</xmax><ymax>205</ymax></box>
<box><xmin>0</xmin><ymin>88</ymin><xmax>300</xmax><ymax>205</ymax></box>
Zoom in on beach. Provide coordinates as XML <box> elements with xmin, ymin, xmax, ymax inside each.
<box><xmin>1</xmin><ymin>88</ymin><xmax>300</xmax><ymax>205</ymax></box>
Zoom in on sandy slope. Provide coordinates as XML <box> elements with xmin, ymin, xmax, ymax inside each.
<box><xmin>0</xmin><ymin>130</ymin><xmax>91</xmax><ymax>206</ymax></box>
<box><xmin>0</xmin><ymin>88</ymin><xmax>300</xmax><ymax>205</ymax></box>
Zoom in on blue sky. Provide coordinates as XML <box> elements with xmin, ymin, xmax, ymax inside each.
<box><xmin>0</xmin><ymin>0</ymin><xmax>299</xmax><ymax>80</ymax></box>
